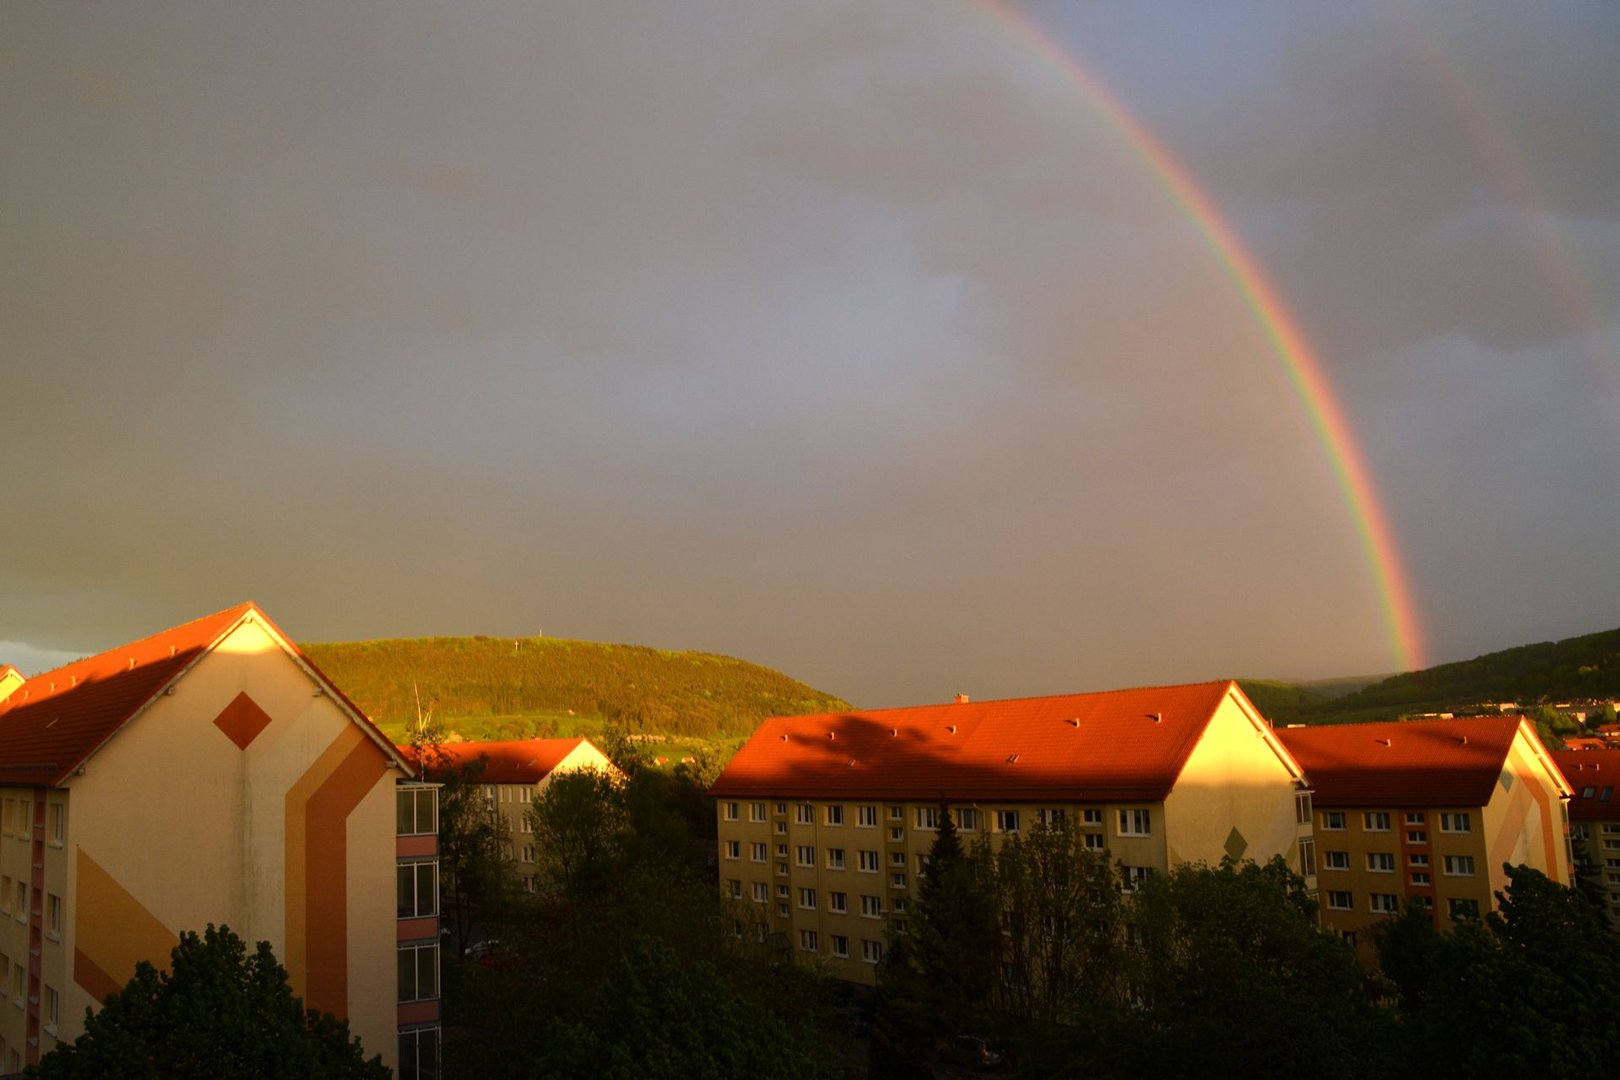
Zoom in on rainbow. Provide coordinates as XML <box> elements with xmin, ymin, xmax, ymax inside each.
<box><xmin>974</xmin><ymin>1</ymin><xmax>1426</xmax><ymax>672</ymax></box>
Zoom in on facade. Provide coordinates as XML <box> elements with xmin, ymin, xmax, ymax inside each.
<box><xmin>0</xmin><ymin>603</ymin><xmax>437</xmax><ymax>1074</ymax></box>
<box><xmin>402</xmin><ymin>737</ymin><xmax>618</xmax><ymax>893</ymax></box>
<box><xmin>709</xmin><ymin>681</ymin><xmax>1314</xmax><ymax>985</ymax></box>
<box><xmin>1552</xmin><ymin>748</ymin><xmax>1620</xmax><ymax>929</ymax></box>
<box><xmin>1276</xmin><ymin>716</ymin><xmax>1571</xmax><ymax>954</ymax></box>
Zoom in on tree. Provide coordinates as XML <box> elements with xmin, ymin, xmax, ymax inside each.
<box><xmin>31</xmin><ymin>925</ymin><xmax>387</xmax><ymax>1079</ymax></box>
<box><xmin>528</xmin><ymin>768</ymin><xmax>629</xmax><ymax>898</ymax></box>
<box><xmin>433</xmin><ymin>752</ymin><xmax>514</xmax><ymax>955</ymax></box>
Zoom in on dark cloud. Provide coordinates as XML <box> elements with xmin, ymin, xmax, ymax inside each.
<box><xmin>1</xmin><ymin>1</ymin><xmax>1615</xmax><ymax>703</ymax></box>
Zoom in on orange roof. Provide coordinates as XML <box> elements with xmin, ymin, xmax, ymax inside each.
<box><xmin>1554</xmin><ymin>749</ymin><xmax>1620</xmax><ymax>821</ymax></box>
<box><xmin>710</xmin><ymin>680</ymin><xmax>1252</xmax><ymax>802</ymax></box>
<box><xmin>1275</xmin><ymin>716</ymin><xmax>1528</xmax><ymax>809</ymax></box>
<box><xmin>400</xmin><ymin>737</ymin><xmax>598</xmax><ymax>784</ymax></box>
<box><xmin>0</xmin><ymin>603</ymin><xmax>407</xmax><ymax>786</ymax></box>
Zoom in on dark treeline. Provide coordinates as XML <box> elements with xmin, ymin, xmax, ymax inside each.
<box><xmin>877</xmin><ymin>809</ymin><xmax>1620</xmax><ymax>1078</ymax></box>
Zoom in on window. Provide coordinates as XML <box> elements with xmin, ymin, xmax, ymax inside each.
<box><xmin>913</xmin><ymin>852</ymin><xmax>928</xmax><ymax>871</ymax></box>
<box><xmin>1295</xmin><ymin>792</ymin><xmax>1313</xmax><ymax>824</ymax></box>
<box><xmin>957</xmin><ymin>808</ymin><xmax>979</xmax><ymax>832</ymax></box>
<box><xmin>1439</xmin><ymin>813</ymin><xmax>1472</xmax><ymax>833</ymax></box>
<box><xmin>858</xmin><ymin>806</ymin><xmax>878</xmax><ymax>827</ymax></box>
<box><xmin>1322</xmin><ymin>811</ymin><xmax>1346</xmax><ymax>830</ymax></box>
<box><xmin>829</xmin><ymin>891</ymin><xmax>847</xmax><ymax>913</ymax></box>
<box><xmin>1409</xmin><ymin>852</ymin><xmax>1430</xmax><ymax>867</ymax></box>
<box><xmin>0</xmin><ymin>877</ymin><xmax>8</xmax><ymax>915</ymax></box>
<box><xmin>1443</xmin><ymin>855</ymin><xmax>1476</xmax><ymax>877</ymax></box>
<box><xmin>519</xmin><ymin>787</ymin><xmax>531</xmax><ymax>804</ymax></box>
<box><xmin>776</xmin><ymin>803</ymin><xmax>788</xmax><ymax>815</ymax></box>
<box><xmin>1410</xmin><ymin>872</ymin><xmax>1431</xmax><ymax>887</ymax></box>
<box><xmin>398</xmin><ymin>943</ymin><xmax>439</xmax><ymax>1003</ymax></box>
<box><xmin>777</xmin><ymin>884</ymin><xmax>790</xmax><ymax>899</ymax></box>
<box><xmin>10</xmin><ymin>962</ymin><xmax>21</xmax><ymax>1006</ymax></box>
<box><xmin>1297</xmin><ymin>837</ymin><xmax>1316</xmax><ymax>877</ymax></box>
<box><xmin>1324</xmin><ymin>851</ymin><xmax>1350</xmax><ymax>871</ymax></box>
<box><xmin>0</xmin><ymin>953</ymin><xmax>6</xmax><ymax>998</ymax></box>
<box><xmin>795</xmin><ymin>845</ymin><xmax>815</xmax><ymax>867</ymax></box>
<box><xmin>890</xmin><ymin>872</ymin><xmax>907</xmax><ymax>889</ymax></box>
<box><xmin>915</xmin><ymin>807</ymin><xmax>940</xmax><ymax>830</ymax></box>
<box><xmin>723</xmin><ymin>802</ymin><xmax>739</xmax><ymax>821</ymax></box>
<box><xmin>995</xmin><ymin>810</ymin><xmax>1020</xmax><ymax>833</ymax></box>
<box><xmin>12</xmin><ymin>882</ymin><xmax>23</xmax><ymax>923</ymax></box>
<box><xmin>1411</xmin><ymin>895</ymin><xmax>1434</xmax><ymax>910</ymax></box>
<box><xmin>1407</xmin><ymin>831</ymin><xmax>1428</xmax><ymax>844</ymax></box>
<box><xmin>1367</xmin><ymin>852</ymin><xmax>1395</xmax><ymax>873</ymax></box>
<box><xmin>397</xmin><ymin>862</ymin><xmax>438</xmax><ymax>919</ymax></box>
<box><xmin>799</xmin><ymin>929</ymin><xmax>818</xmax><ymax>952</ymax></box>
<box><xmin>798</xmin><ymin>888</ymin><xmax>817</xmax><ymax>910</ymax></box>
<box><xmin>727</xmin><ymin>879</ymin><xmax>743</xmax><ymax>899</ymax></box>
<box><xmin>826</xmin><ymin>848</ymin><xmax>846</xmax><ymax>870</ymax></box>
<box><xmin>777</xmin><ymin>902</ymin><xmax>789</xmax><ymax>917</ymax></box>
<box><xmin>48</xmin><ymin>804</ymin><xmax>64</xmax><ymax>847</ymax></box>
<box><xmin>889</xmin><ymin>806</ymin><xmax>905</xmax><ymax>820</ymax></box>
<box><xmin>44</xmin><ymin>985</ymin><xmax>57</xmax><ymax>1036</ymax></box>
<box><xmin>825</xmin><ymin>805</ymin><xmax>844</xmax><ymax>826</ymax></box>
<box><xmin>1327</xmin><ymin>891</ymin><xmax>1353</xmax><ymax>911</ymax></box>
<box><xmin>752</xmin><ymin>882</ymin><xmax>768</xmax><ymax>903</ymax></box>
<box><xmin>751</xmin><ymin>842</ymin><xmax>767</xmax><ymax>862</ymax></box>
<box><xmin>1118</xmin><ymin>809</ymin><xmax>1151</xmax><ymax>837</ymax></box>
<box><xmin>831</xmin><ymin>935</ymin><xmax>849</xmax><ymax>958</ymax></box>
<box><xmin>724</xmin><ymin>840</ymin><xmax>741</xmax><ymax>860</ymax></box>
<box><xmin>1405</xmin><ymin>812</ymin><xmax>1425</xmax><ymax>825</ymax></box>
<box><xmin>1363</xmin><ymin>812</ymin><xmax>1391</xmax><ymax>832</ymax></box>
<box><xmin>1042</xmin><ymin>808</ymin><xmax>1069</xmax><ymax>828</ymax></box>
<box><xmin>892</xmin><ymin>897</ymin><xmax>909</xmax><ymax>913</ymax></box>
<box><xmin>795</xmin><ymin>804</ymin><xmax>814</xmax><ymax>825</ymax></box>
<box><xmin>750</xmin><ymin>802</ymin><xmax>767</xmax><ymax>822</ymax></box>
<box><xmin>861</xmin><ymin>895</ymin><xmax>883</xmax><ymax>918</ymax></box>
<box><xmin>1369</xmin><ymin>893</ymin><xmax>1400</xmax><ymax>914</ymax></box>
<box><xmin>858</xmin><ymin>850</ymin><xmax>879</xmax><ymax>872</ymax></box>
<box><xmin>1448</xmin><ymin>898</ymin><xmax>1480</xmax><ymax>920</ymax></box>
<box><xmin>775</xmin><ymin>844</ymin><xmax>788</xmax><ymax>859</ymax></box>
<box><xmin>862</xmin><ymin>939</ymin><xmax>884</xmax><ymax>963</ymax></box>
<box><xmin>891</xmin><ymin>851</ymin><xmax>907</xmax><ymax>868</ymax></box>
<box><xmin>396</xmin><ymin>787</ymin><xmax>438</xmax><ymax>837</ymax></box>
<box><xmin>1083</xmin><ymin>833</ymin><xmax>1104</xmax><ymax>852</ymax></box>
<box><xmin>1121</xmin><ymin>865</ymin><xmax>1151</xmax><ymax>892</ymax></box>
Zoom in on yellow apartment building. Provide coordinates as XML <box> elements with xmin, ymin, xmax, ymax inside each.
<box><xmin>1553</xmin><ymin>748</ymin><xmax>1620</xmax><ymax>929</ymax></box>
<box><xmin>710</xmin><ymin>681</ymin><xmax>1315</xmax><ymax>985</ymax></box>
<box><xmin>1276</xmin><ymin>716</ymin><xmax>1571</xmax><ymax>955</ymax></box>
<box><xmin>401</xmin><ymin>737</ymin><xmax>618</xmax><ymax>894</ymax></box>
<box><xmin>0</xmin><ymin>603</ymin><xmax>435</xmax><ymax>1075</ymax></box>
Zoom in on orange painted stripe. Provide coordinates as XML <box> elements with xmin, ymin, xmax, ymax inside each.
<box><xmin>72</xmin><ymin>848</ymin><xmax>178</xmax><ymax>1001</ymax></box>
<box><xmin>284</xmin><ymin>726</ymin><xmax>366</xmax><ymax>1002</ymax></box>
<box><xmin>302</xmin><ymin>737</ymin><xmax>388</xmax><ymax>1018</ymax></box>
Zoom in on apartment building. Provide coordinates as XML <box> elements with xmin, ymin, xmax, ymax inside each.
<box><xmin>1276</xmin><ymin>716</ymin><xmax>1570</xmax><ymax>954</ymax></box>
<box><xmin>0</xmin><ymin>603</ymin><xmax>433</xmax><ymax>1074</ymax></box>
<box><xmin>710</xmin><ymin>681</ymin><xmax>1314</xmax><ymax>985</ymax></box>
<box><xmin>1552</xmin><ymin>748</ymin><xmax>1620</xmax><ymax>929</ymax></box>
<box><xmin>401</xmin><ymin>737</ymin><xmax>618</xmax><ymax>893</ymax></box>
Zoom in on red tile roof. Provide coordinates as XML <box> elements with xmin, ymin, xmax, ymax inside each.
<box><xmin>1553</xmin><ymin>749</ymin><xmax>1620</xmax><ymax>821</ymax></box>
<box><xmin>1275</xmin><ymin>716</ymin><xmax>1529</xmax><ymax>809</ymax></box>
<box><xmin>0</xmin><ymin>603</ymin><xmax>407</xmax><ymax>786</ymax></box>
<box><xmin>400</xmin><ymin>737</ymin><xmax>600</xmax><ymax>784</ymax></box>
<box><xmin>709</xmin><ymin>680</ymin><xmax>1251</xmax><ymax>802</ymax></box>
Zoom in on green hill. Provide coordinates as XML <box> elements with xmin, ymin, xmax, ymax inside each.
<box><xmin>1243</xmin><ymin>626</ymin><xmax>1620</xmax><ymax>726</ymax></box>
<box><xmin>302</xmin><ymin>635</ymin><xmax>851</xmax><ymax>743</ymax></box>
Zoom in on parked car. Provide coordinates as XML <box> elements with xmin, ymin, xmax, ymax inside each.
<box><xmin>946</xmin><ymin>1034</ymin><xmax>1003</xmax><ymax>1070</ymax></box>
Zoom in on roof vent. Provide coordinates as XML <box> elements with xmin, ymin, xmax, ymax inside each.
<box><xmin>847</xmin><ymin>758</ymin><xmax>857</xmax><ymax>768</ymax></box>
<box><xmin>1006</xmin><ymin>753</ymin><xmax>1020</xmax><ymax>763</ymax></box>
<box><xmin>128</xmin><ymin>658</ymin><xmax>136</xmax><ymax>670</ymax></box>
<box><xmin>827</xmin><ymin>731</ymin><xmax>835</xmax><ymax>740</ymax></box>
<box><xmin>1377</xmin><ymin>738</ymin><xmax>1392</xmax><ymax>747</ymax></box>
<box><xmin>780</xmin><ymin>734</ymin><xmax>788</xmax><ymax>742</ymax></box>
<box><xmin>1152</xmin><ymin>712</ymin><xmax>1162</xmax><ymax>724</ymax></box>
<box><xmin>1459</xmin><ymin>735</ymin><xmax>1468</xmax><ymax>745</ymax></box>
<box><xmin>890</xmin><ymin>728</ymin><xmax>898</xmax><ymax>737</ymax></box>
<box><xmin>955</xmin><ymin>693</ymin><xmax>969</xmax><ymax>704</ymax></box>
<box><xmin>49</xmin><ymin>682</ymin><xmax>55</xmax><ymax>693</ymax></box>
<box><xmin>70</xmin><ymin>675</ymin><xmax>76</xmax><ymax>687</ymax></box>
<box><xmin>1068</xmin><ymin>718</ymin><xmax>1080</xmax><ymax>727</ymax></box>
<box><xmin>170</xmin><ymin>645</ymin><xmax>177</xmax><ymax>657</ymax></box>
<box><xmin>947</xmin><ymin>725</ymin><xmax>957</xmax><ymax>734</ymax></box>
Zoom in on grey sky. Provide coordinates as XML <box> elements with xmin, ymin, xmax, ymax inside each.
<box><xmin>3</xmin><ymin>1</ymin><xmax>1616</xmax><ymax>707</ymax></box>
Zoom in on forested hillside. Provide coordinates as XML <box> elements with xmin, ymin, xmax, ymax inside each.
<box><xmin>302</xmin><ymin>636</ymin><xmax>850</xmax><ymax>741</ymax></box>
<box><xmin>1244</xmin><ymin>626</ymin><xmax>1620</xmax><ymax>726</ymax></box>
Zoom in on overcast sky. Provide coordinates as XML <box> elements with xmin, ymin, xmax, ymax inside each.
<box><xmin>3</xmin><ymin>1</ymin><xmax>1616</xmax><ymax>707</ymax></box>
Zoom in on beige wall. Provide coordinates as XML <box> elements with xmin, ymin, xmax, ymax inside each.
<box><xmin>1162</xmin><ymin>691</ymin><xmax>1309</xmax><ymax>877</ymax></box>
<box><xmin>47</xmin><ymin>618</ymin><xmax>399</xmax><ymax>1071</ymax></box>
<box><xmin>489</xmin><ymin>741</ymin><xmax>619</xmax><ymax>892</ymax></box>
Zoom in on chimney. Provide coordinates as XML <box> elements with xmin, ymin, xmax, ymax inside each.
<box><xmin>955</xmin><ymin>692</ymin><xmax>970</xmax><ymax>705</ymax></box>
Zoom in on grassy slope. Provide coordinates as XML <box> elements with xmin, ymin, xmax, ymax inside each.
<box><xmin>1243</xmin><ymin>626</ymin><xmax>1620</xmax><ymax>726</ymax></box>
<box><xmin>302</xmin><ymin>635</ymin><xmax>851</xmax><ymax>744</ymax></box>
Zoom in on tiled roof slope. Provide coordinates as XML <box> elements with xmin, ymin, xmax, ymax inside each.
<box><xmin>0</xmin><ymin>603</ymin><xmax>406</xmax><ymax>786</ymax></box>
<box><xmin>710</xmin><ymin>680</ymin><xmax>1243</xmax><ymax>802</ymax></box>
<box><xmin>399</xmin><ymin>737</ymin><xmax>596</xmax><ymax>784</ymax></box>
<box><xmin>1554</xmin><ymin>749</ymin><xmax>1620</xmax><ymax>821</ymax></box>
<box><xmin>1276</xmin><ymin>716</ymin><xmax>1524</xmax><ymax>809</ymax></box>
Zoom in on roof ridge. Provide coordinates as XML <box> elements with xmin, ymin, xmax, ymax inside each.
<box><xmin>763</xmin><ymin>679</ymin><xmax>1235</xmax><ymax>721</ymax></box>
